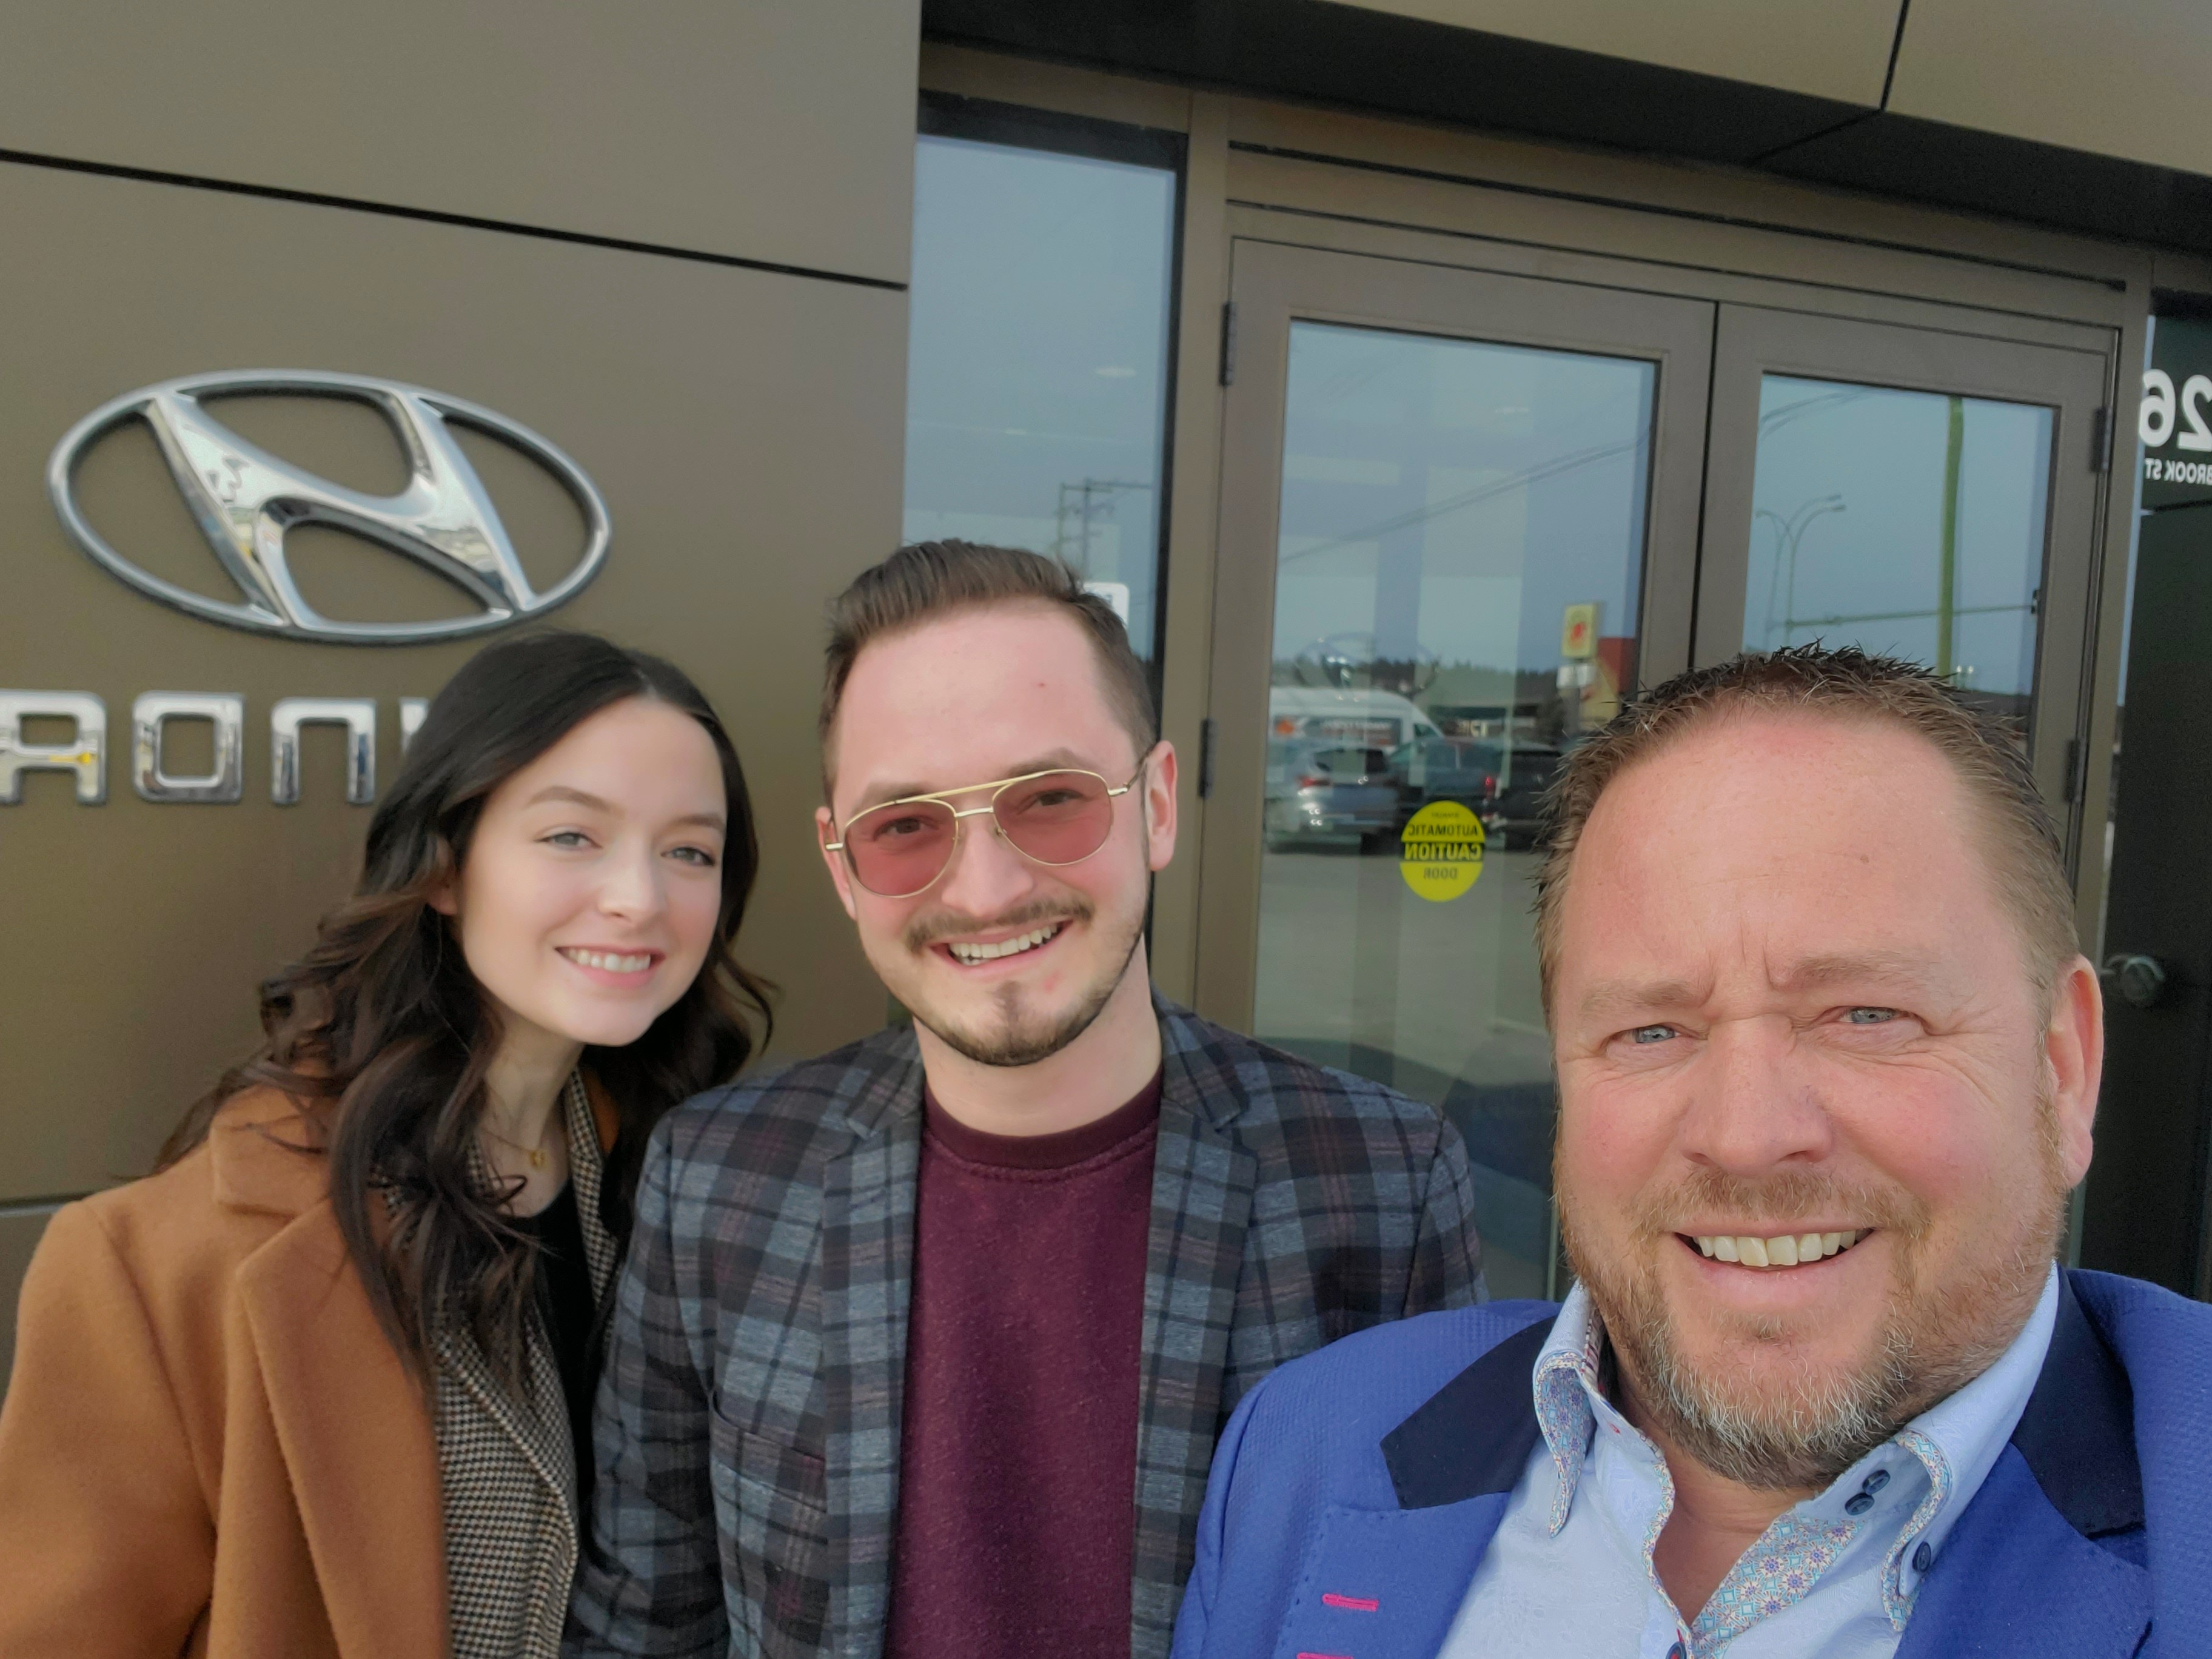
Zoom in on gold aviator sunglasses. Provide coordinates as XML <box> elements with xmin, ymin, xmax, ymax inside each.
<box><xmin>826</xmin><ymin>763</ymin><xmax>1145</xmax><ymax>899</ymax></box>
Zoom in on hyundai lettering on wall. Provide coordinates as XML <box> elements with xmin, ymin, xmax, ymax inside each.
<box><xmin>2140</xmin><ymin>318</ymin><xmax>2212</xmax><ymax>508</ymax></box>
<box><xmin>1</xmin><ymin>370</ymin><xmax>611</xmax><ymax>807</ymax></box>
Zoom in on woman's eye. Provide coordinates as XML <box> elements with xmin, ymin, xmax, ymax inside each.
<box><xmin>1843</xmin><ymin>1007</ymin><xmax>1902</xmax><ymax>1025</ymax></box>
<box><xmin>1628</xmin><ymin>1024</ymin><xmax>1676</xmax><ymax>1045</ymax></box>
<box><xmin>668</xmin><ymin>845</ymin><xmax>719</xmax><ymax>868</ymax></box>
<box><xmin>543</xmin><ymin>831</ymin><xmax>592</xmax><ymax>850</ymax></box>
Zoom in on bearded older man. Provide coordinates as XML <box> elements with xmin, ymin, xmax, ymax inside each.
<box><xmin>1169</xmin><ymin>645</ymin><xmax>2212</xmax><ymax>1659</ymax></box>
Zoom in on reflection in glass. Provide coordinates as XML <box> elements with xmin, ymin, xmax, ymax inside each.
<box><xmin>1746</xmin><ymin>376</ymin><xmax>2053</xmax><ymax>724</ymax></box>
<box><xmin>1254</xmin><ymin>321</ymin><xmax>1656</xmax><ymax>1297</ymax></box>
<box><xmin>901</xmin><ymin>133</ymin><xmax>1176</xmax><ymax>654</ymax></box>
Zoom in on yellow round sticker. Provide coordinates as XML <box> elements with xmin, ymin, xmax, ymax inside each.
<box><xmin>1399</xmin><ymin>800</ymin><xmax>1486</xmax><ymax>902</ymax></box>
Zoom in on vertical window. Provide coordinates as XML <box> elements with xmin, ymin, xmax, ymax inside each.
<box><xmin>902</xmin><ymin>98</ymin><xmax>1181</xmax><ymax>658</ymax></box>
<box><xmin>1253</xmin><ymin>321</ymin><xmax>1660</xmax><ymax>1300</ymax></box>
<box><xmin>1741</xmin><ymin>377</ymin><xmax>2053</xmax><ymax>728</ymax></box>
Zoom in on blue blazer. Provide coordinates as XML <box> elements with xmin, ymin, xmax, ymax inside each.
<box><xmin>1170</xmin><ymin>1269</ymin><xmax>2212</xmax><ymax>1659</ymax></box>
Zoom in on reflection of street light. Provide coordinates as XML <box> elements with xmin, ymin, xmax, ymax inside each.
<box><xmin>1755</xmin><ymin>495</ymin><xmax>1846</xmax><ymax>646</ymax></box>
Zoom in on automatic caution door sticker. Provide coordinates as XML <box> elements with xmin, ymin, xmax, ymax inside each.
<box><xmin>1400</xmin><ymin>800</ymin><xmax>1485</xmax><ymax>901</ymax></box>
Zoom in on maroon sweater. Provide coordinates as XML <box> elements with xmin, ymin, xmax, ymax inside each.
<box><xmin>885</xmin><ymin>1070</ymin><xmax>1164</xmax><ymax>1659</ymax></box>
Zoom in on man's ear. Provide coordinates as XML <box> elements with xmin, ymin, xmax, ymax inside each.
<box><xmin>817</xmin><ymin>805</ymin><xmax>859</xmax><ymax>920</ymax></box>
<box><xmin>2045</xmin><ymin>953</ymin><xmax>2103</xmax><ymax>1188</ymax></box>
<box><xmin>1141</xmin><ymin>739</ymin><xmax>1178</xmax><ymax>874</ymax></box>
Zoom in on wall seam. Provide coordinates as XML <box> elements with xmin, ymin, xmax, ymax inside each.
<box><xmin>0</xmin><ymin>1195</ymin><xmax>84</xmax><ymax>1218</ymax></box>
<box><xmin>1880</xmin><ymin>0</ymin><xmax>1915</xmax><ymax>110</ymax></box>
<box><xmin>0</xmin><ymin>147</ymin><xmax>910</xmax><ymax>293</ymax></box>
<box><xmin>1743</xmin><ymin>112</ymin><xmax>1877</xmax><ymax>169</ymax></box>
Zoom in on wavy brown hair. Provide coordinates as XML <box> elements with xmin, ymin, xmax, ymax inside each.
<box><xmin>159</xmin><ymin>631</ymin><xmax>773</xmax><ymax>1383</ymax></box>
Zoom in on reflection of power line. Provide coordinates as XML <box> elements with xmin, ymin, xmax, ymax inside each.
<box><xmin>1309</xmin><ymin>352</ymin><xmax>1392</xmax><ymax>405</ymax></box>
<box><xmin>1279</xmin><ymin>437</ymin><xmax>1644</xmax><ymax>565</ymax></box>
<box><xmin>1275</xmin><ymin>389</ymin><xmax>1865</xmax><ymax>572</ymax></box>
<box><xmin>1052</xmin><ymin>478</ymin><xmax>1151</xmax><ymax>572</ymax></box>
<box><xmin>1758</xmin><ymin>386</ymin><xmax>1876</xmax><ymax>438</ymax></box>
<box><xmin>1782</xmin><ymin>602</ymin><xmax>2028</xmax><ymax>628</ymax></box>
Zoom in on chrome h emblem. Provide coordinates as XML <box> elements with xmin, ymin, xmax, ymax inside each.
<box><xmin>47</xmin><ymin>370</ymin><xmax>611</xmax><ymax>645</ymax></box>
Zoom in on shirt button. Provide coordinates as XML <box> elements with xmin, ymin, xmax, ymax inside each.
<box><xmin>1846</xmin><ymin>1493</ymin><xmax>1875</xmax><ymax>1516</ymax></box>
<box><xmin>1913</xmin><ymin>1541</ymin><xmax>1933</xmax><ymax>1574</ymax></box>
<box><xmin>1863</xmin><ymin>1469</ymin><xmax>1891</xmax><ymax>1494</ymax></box>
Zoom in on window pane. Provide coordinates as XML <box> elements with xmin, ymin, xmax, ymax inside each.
<box><xmin>902</xmin><ymin>133</ymin><xmax>1176</xmax><ymax>654</ymax></box>
<box><xmin>1253</xmin><ymin>320</ymin><xmax>1657</xmax><ymax>1299</ymax></box>
<box><xmin>1744</xmin><ymin>376</ymin><xmax>2053</xmax><ymax>723</ymax></box>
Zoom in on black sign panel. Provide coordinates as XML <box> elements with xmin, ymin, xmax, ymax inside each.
<box><xmin>2140</xmin><ymin>316</ymin><xmax>2212</xmax><ymax>510</ymax></box>
<box><xmin>2085</xmin><ymin>308</ymin><xmax>2212</xmax><ymax>1295</ymax></box>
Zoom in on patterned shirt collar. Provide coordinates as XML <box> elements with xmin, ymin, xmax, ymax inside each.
<box><xmin>1529</xmin><ymin>1267</ymin><xmax>2061</xmax><ymax>1645</ymax></box>
<box><xmin>1530</xmin><ymin>1284</ymin><xmax>1610</xmax><ymax>1535</ymax></box>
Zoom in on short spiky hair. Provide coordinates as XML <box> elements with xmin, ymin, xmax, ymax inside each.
<box><xmin>1534</xmin><ymin>645</ymin><xmax>2079</xmax><ymax>1017</ymax></box>
<box><xmin>818</xmin><ymin>540</ymin><xmax>1156</xmax><ymax>793</ymax></box>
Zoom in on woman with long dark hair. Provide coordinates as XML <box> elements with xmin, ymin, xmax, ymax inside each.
<box><xmin>0</xmin><ymin>632</ymin><xmax>771</xmax><ymax>1659</ymax></box>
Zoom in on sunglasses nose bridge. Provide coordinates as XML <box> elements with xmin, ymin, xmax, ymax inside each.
<box><xmin>902</xmin><ymin>801</ymin><xmax>1010</xmax><ymax>897</ymax></box>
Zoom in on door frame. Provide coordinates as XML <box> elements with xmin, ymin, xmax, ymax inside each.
<box><xmin>1191</xmin><ymin>237</ymin><xmax>1715</xmax><ymax>1027</ymax></box>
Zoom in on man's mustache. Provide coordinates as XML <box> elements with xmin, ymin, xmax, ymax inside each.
<box><xmin>1627</xmin><ymin>1165</ymin><xmax>1931</xmax><ymax>1242</ymax></box>
<box><xmin>903</xmin><ymin>896</ymin><xmax>1094</xmax><ymax>954</ymax></box>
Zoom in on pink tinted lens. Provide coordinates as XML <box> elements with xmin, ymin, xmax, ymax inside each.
<box><xmin>993</xmin><ymin>771</ymin><xmax>1114</xmax><ymax>865</ymax></box>
<box><xmin>844</xmin><ymin>799</ymin><xmax>960</xmax><ymax>896</ymax></box>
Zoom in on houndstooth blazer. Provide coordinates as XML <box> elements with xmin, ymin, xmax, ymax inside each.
<box><xmin>436</xmin><ymin>1073</ymin><xmax>618</xmax><ymax>1659</ymax></box>
<box><xmin>565</xmin><ymin>994</ymin><xmax>1487</xmax><ymax>1659</ymax></box>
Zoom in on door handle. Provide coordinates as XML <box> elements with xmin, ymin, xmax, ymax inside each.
<box><xmin>2100</xmin><ymin>953</ymin><xmax>2170</xmax><ymax>1010</ymax></box>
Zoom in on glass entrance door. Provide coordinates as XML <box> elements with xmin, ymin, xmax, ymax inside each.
<box><xmin>1696</xmin><ymin>307</ymin><xmax>2112</xmax><ymax>811</ymax></box>
<box><xmin>1198</xmin><ymin>242</ymin><xmax>1711</xmax><ymax>1295</ymax></box>
<box><xmin>1191</xmin><ymin>242</ymin><xmax>2122</xmax><ymax>1301</ymax></box>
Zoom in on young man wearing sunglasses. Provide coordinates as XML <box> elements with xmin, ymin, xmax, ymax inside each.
<box><xmin>569</xmin><ymin>541</ymin><xmax>1487</xmax><ymax>1659</ymax></box>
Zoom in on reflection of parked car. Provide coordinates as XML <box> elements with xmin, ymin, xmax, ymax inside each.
<box><xmin>1390</xmin><ymin>737</ymin><xmax>1503</xmax><ymax>823</ymax></box>
<box><xmin>1482</xmin><ymin>746</ymin><xmax>1565</xmax><ymax>849</ymax></box>
<box><xmin>1265</xmin><ymin>743</ymin><xmax>1401</xmax><ymax>851</ymax></box>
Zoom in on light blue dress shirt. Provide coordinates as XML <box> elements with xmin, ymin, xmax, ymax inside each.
<box><xmin>1438</xmin><ymin>1265</ymin><xmax>2060</xmax><ymax>1659</ymax></box>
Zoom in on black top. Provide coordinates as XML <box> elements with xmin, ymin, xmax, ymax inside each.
<box><xmin>511</xmin><ymin>1181</ymin><xmax>600</xmax><ymax>1510</ymax></box>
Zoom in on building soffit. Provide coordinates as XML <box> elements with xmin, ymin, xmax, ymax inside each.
<box><xmin>920</xmin><ymin>0</ymin><xmax>2212</xmax><ymax>258</ymax></box>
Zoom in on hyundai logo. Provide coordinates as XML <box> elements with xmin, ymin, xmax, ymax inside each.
<box><xmin>46</xmin><ymin>370</ymin><xmax>611</xmax><ymax>645</ymax></box>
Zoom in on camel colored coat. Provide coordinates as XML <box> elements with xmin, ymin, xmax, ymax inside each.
<box><xmin>0</xmin><ymin>1084</ymin><xmax>615</xmax><ymax>1659</ymax></box>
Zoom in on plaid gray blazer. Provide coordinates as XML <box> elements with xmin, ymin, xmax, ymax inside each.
<box><xmin>566</xmin><ymin>996</ymin><xmax>1486</xmax><ymax>1659</ymax></box>
<box><xmin>437</xmin><ymin>1073</ymin><xmax>618</xmax><ymax>1659</ymax></box>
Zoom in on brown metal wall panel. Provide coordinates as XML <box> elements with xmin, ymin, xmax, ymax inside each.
<box><xmin>0</xmin><ymin>1208</ymin><xmax>59</xmax><ymax>1406</ymax></box>
<box><xmin>0</xmin><ymin>0</ymin><xmax>920</xmax><ymax>284</ymax></box>
<box><xmin>1889</xmin><ymin>0</ymin><xmax>2212</xmax><ymax>178</ymax></box>
<box><xmin>1318</xmin><ymin>0</ymin><xmax>1902</xmax><ymax>105</ymax></box>
<box><xmin>0</xmin><ymin>158</ymin><xmax>903</xmax><ymax>1206</ymax></box>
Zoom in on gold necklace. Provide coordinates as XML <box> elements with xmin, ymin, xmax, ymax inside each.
<box><xmin>483</xmin><ymin>1124</ymin><xmax>552</xmax><ymax>1171</ymax></box>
